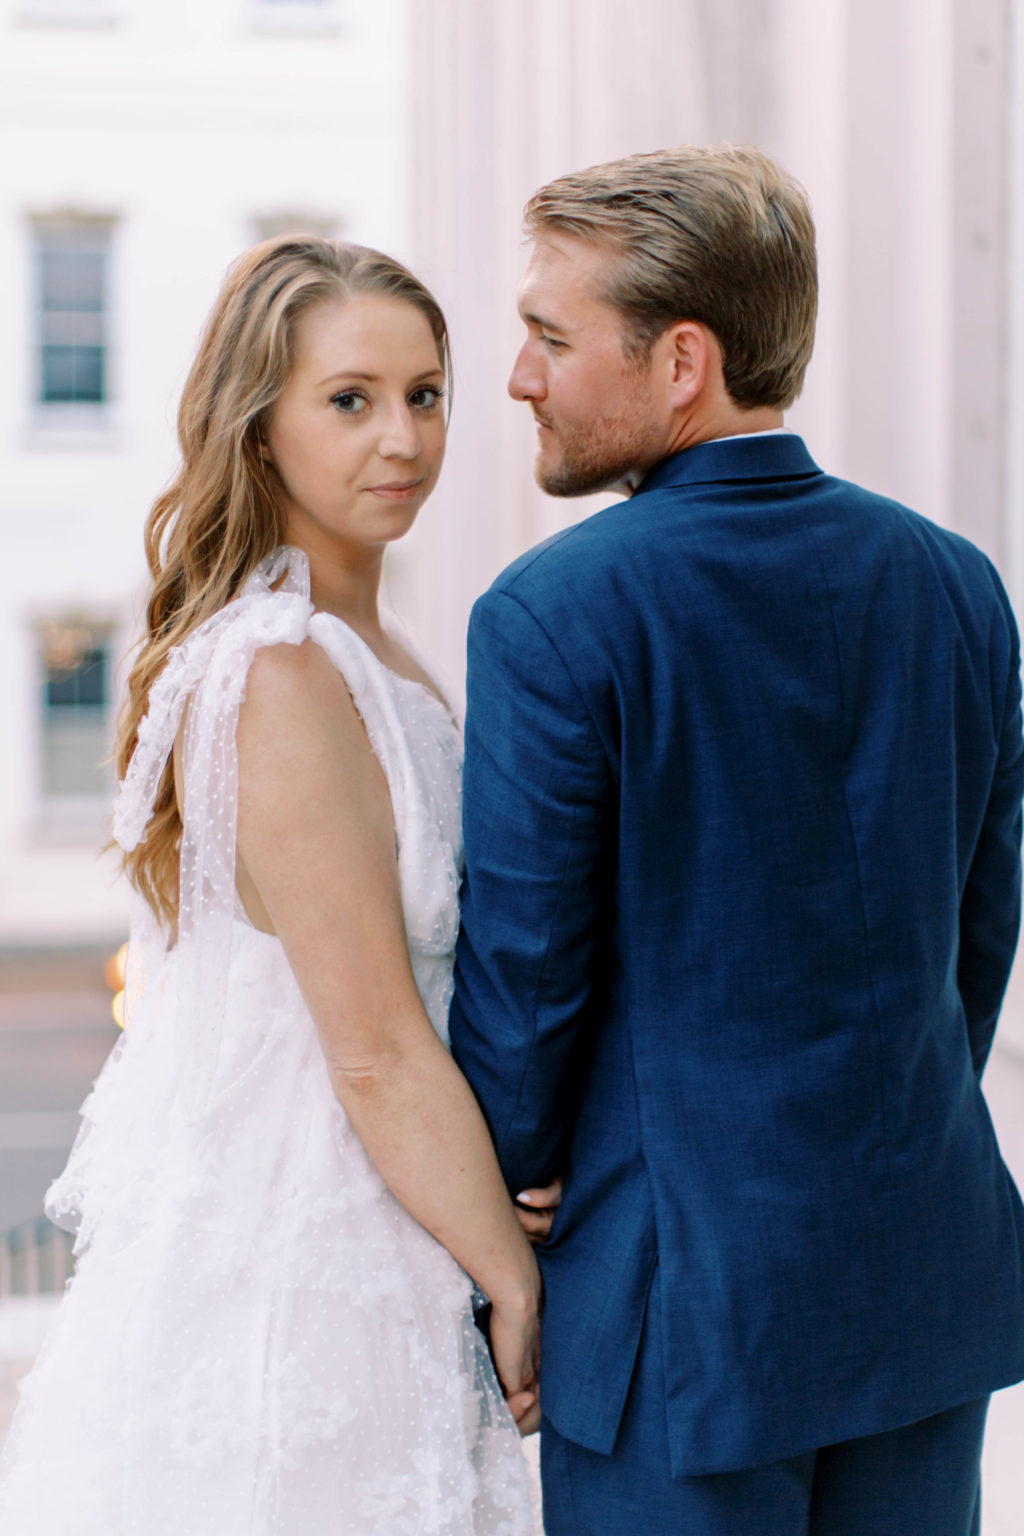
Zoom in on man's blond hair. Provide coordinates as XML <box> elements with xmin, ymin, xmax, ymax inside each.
<box><xmin>523</xmin><ymin>145</ymin><xmax>817</xmax><ymax>410</ymax></box>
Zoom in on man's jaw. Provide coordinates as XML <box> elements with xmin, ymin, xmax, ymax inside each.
<box><xmin>533</xmin><ymin>421</ymin><xmax>648</xmax><ymax>500</ymax></box>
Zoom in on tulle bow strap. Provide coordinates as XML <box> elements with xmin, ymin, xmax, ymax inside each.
<box><xmin>113</xmin><ymin>547</ymin><xmax>314</xmax><ymax>1120</ymax></box>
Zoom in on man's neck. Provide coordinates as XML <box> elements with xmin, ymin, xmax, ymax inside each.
<box><xmin>674</xmin><ymin>404</ymin><xmax>785</xmax><ymax>454</ymax></box>
<box><xmin>618</xmin><ymin>410</ymin><xmax>787</xmax><ymax>495</ymax></box>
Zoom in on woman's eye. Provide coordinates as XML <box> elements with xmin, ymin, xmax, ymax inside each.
<box><xmin>409</xmin><ymin>386</ymin><xmax>445</xmax><ymax>411</ymax></box>
<box><xmin>330</xmin><ymin>391</ymin><xmax>368</xmax><ymax>414</ymax></box>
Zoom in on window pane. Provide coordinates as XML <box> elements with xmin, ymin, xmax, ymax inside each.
<box><xmin>40</xmin><ymin>630</ymin><xmax>112</xmax><ymax>799</ymax></box>
<box><xmin>45</xmin><ymin>646</ymin><xmax>107</xmax><ymax>707</ymax></box>
<box><xmin>41</xmin><ymin>345</ymin><xmax>105</xmax><ymax>403</ymax></box>
<box><xmin>42</xmin><ymin>713</ymin><xmax>110</xmax><ymax>799</ymax></box>
<box><xmin>40</xmin><ymin>249</ymin><xmax>105</xmax><ymax>313</ymax></box>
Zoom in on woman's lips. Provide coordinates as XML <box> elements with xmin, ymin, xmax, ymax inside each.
<box><xmin>366</xmin><ymin>479</ymin><xmax>424</xmax><ymax>502</ymax></box>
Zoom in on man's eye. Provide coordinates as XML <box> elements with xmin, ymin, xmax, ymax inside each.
<box><xmin>409</xmin><ymin>386</ymin><xmax>446</xmax><ymax>411</ymax></box>
<box><xmin>541</xmin><ymin>335</ymin><xmax>566</xmax><ymax>350</ymax></box>
<box><xmin>330</xmin><ymin>391</ymin><xmax>367</xmax><ymax>413</ymax></box>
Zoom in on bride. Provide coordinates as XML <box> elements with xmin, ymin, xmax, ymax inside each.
<box><xmin>0</xmin><ymin>237</ymin><xmax>540</xmax><ymax>1533</ymax></box>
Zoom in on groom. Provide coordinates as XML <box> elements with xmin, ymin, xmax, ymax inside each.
<box><xmin>449</xmin><ymin>145</ymin><xmax>1024</xmax><ymax>1534</ymax></box>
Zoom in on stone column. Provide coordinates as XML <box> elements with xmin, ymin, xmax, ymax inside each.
<box><xmin>834</xmin><ymin>0</ymin><xmax>957</xmax><ymax>523</ymax></box>
<box><xmin>397</xmin><ymin>0</ymin><xmax>709</xmax><ymax>696</ymax></box>
<box><xmin>998</xmin><ymin>0</ymin><xmax>1024</xmax><ymax>1056</ymax></box>
<box><xmin>948</xmin><ymin>0</ymin><xmax>1012</xmax><ymax>566</ymax></box>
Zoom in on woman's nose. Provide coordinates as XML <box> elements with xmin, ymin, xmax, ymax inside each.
<box><xmin>379</xmin><ymin>403</ymin><xmax>421</xmax><ymax>458</ymax></box>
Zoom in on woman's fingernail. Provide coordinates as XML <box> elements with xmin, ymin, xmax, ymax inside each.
<box><xmin>516</xmin><ymin>1192</ymin><xmax>533</xmax><ymax>1205</ymax></box>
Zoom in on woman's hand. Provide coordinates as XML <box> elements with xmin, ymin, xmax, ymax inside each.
<box><xmin>490</xmin><ymin>1291</ymin><xmax>542</xmax><ymax>1437</ymax></box>
<box><xmin>514</xmin><ymin>1178</ymin><xmax>563</xmax><ymax>1246</ymax></box>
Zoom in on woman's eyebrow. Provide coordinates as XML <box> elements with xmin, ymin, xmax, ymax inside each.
<box><xmin>315</xmin><ymin>368</ymin><xmax>445</xmax><ymax>387</ymax></box>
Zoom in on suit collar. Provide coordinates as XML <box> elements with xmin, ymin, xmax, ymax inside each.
<box><xmin>635</xmin><ymin>433</ymin><xmax>822</xmax><ymax>497</ymax></box>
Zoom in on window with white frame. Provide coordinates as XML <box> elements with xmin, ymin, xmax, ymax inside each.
<box><xmin>249</xmin><ymin>0</ymin><xmax>343</xmax><ymax>35</ymax></box>
<box><xmin>33</xmin><ymin>222</ymin><xmax>113</xmax><ymax>410</ymax></box>
<box><xmin>38</xmin><ymin>621</ymin><xmax>114</xmax><ymax>803</ymax></box>
<box><xmin>253</xmin><ymin>213</ymin><xmax>341</xmax><ymax>244</ymax></box>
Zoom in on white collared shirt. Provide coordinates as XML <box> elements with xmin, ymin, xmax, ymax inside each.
<box><xmin>717</xmin><ymin>426</ymin><xmax>795</xmax><ymax>443</ymax></box>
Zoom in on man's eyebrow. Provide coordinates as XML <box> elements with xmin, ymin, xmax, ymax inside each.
<box><xmin>520</xmin><ymin>310</ymin><xmax>567</xmax><ymax>334</ymax></box>
<box><xmin>315</xmin><ymin>367</ymin><xmax>445</xmax><ymax>387</ymax></box>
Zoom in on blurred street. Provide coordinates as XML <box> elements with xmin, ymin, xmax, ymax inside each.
<box><xmin>0</xmin><ymin>950</ymin><xmax>118</xmax><ymax>1233</ymax></box>
<box><xmin>0</xmin><ymin>949</ymin><xmax>117</xmax><ymax>1440</ymax></box>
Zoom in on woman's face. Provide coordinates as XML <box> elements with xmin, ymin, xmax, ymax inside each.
<box><xmin>265</xmin><ymin>293</ymin><xmax>447</xmax><ymax>559</ymax></box>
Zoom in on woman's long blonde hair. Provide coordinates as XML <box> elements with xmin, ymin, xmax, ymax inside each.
<box><xmin>116</xmin><ymin>236</ymin><xmax>450</xmax><ymax>927</ymax></box>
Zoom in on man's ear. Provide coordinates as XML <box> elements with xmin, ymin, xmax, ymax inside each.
<box><xmin>662</xmin><ymin>320</ymin><xmax>713</xmax><ymax>410</ymax></box>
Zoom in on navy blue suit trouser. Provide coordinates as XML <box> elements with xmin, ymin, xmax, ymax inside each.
<box><xmin>540</xmin><ymin>1271</ymin><xmax>989</xmax><ymax>1536</ymax></box>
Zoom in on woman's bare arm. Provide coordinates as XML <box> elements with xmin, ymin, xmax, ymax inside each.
<box><xmin>233</xmin><ymin>639</ymin><xmax>540</xmax><ymax>1422</ymax></box>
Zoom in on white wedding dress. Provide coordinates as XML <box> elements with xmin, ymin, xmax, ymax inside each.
<box><xmin>0</xmin><ymin>547</ymin><xmax>534</xmax><ymax>1535</ymax></box>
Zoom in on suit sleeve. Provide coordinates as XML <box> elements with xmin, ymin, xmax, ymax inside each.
<box><xmin>958</xmin><ymin>601</ymin><xmax>1024</xmax><ymax>1076</ymax></box>
<box><xmin>449</xmin><ymin>586</ymin><xmax>614</xmax><ymax>1194</ymax></box>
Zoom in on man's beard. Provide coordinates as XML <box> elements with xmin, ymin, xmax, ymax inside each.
<box><xmin>534</xmin><ymin>399</ymin><xmax>663</xmax><ymax>498</ymax></box>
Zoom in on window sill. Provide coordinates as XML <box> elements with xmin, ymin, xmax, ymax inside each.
<box><xmin>23</xmin><ymin>411</ymin><xmax>121</xmax><ymax>453</ymax></box>
<box><xmin>246</xmin><ymin>3</ymin><xmax>345</xmax><ymax>37</ymax></box>
<box><xmin>17</xmin><ymin>3</ymin><xmax>120</xmax><ymax>28</ymax></box>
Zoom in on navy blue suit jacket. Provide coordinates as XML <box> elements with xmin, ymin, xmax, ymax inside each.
<box><xmin>449</xmin><ymin>433</ymin><xmax>1024</xmax><ymax>1475</ymax></box>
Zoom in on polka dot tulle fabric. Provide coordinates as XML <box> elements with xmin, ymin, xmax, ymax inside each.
<box><xmin>0</xmin><ymin>549</ymin><xmax>534</xmax><ymax>1534</ymax></box>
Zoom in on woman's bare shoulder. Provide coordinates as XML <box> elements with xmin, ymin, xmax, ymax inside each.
<box><xmin>242</xmin><ymin>635</ymin><xmax>357</xmax><ymax>722</ymax></box>
<box><xmin>237</xmin><ymin>635</ymin><xmax>386</xmax><ymax>806</ymax></box>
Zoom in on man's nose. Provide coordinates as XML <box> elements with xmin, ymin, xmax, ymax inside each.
<box><xmin>508</xmin><ymin>342</ymin><xmax>543</xmax><ymax>403</ymax></box>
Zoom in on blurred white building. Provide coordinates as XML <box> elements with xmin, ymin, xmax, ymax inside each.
<box><xmin>0</xmin><ymin>0</ymin><xmax>411</xmax><ymax>946</ymax></box>
<box><xmin>1</xmin><ymin>0</ymin><xmax>1024</xmax><ymax>1059</ymax></box>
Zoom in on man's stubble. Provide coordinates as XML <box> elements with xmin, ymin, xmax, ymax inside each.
<box><xmin>535</xmin><ymin>363</ymin><xmax>664</xmax><ymax>499</ymax></box>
